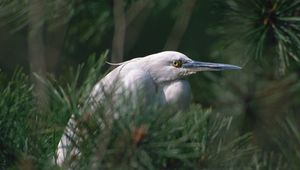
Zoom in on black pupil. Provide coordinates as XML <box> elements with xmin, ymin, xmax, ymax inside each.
<box><xmin>174</xmin><ymin>60</ymin><xmax>181</xmax><ymax>67</ymax></box>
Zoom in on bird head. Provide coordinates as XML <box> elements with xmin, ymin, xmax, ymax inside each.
<box><xmin>141</xmin><ymin>51</ymin><xmax>241</xmax><ymax>83</ymax></box>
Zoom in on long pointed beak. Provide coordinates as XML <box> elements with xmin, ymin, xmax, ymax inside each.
<box><xmin>183</xmin><ymin>60</ymin><xmax>241</xmax><ymax>72</ymax></box>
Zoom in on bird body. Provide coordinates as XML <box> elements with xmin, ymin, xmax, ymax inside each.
<box><xmin>89</xmin><ymin>52</ymin><xmax>195</xmax><ymax>113</ymax></box>
<box><xmin>55</xmin><ymin>51</ymin><xmax>241</xmax><ymax>166</ymax></box>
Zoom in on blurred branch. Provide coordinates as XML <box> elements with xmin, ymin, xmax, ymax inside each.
<box><xmin>126</xmin><ymin>0</ymin><xmax>152</xmax><ymax>25</ymax></box>
<box><xmin>111</xmin><ymin>0</ymin><xmax>126</xmax><ymax>63</ymax></box>
<box><xmin>46</xmin><ymin>0</ymin><xmax>68</xmax><ymax>73</ymax></box>
<box><xmin>27</xmin><ymin>0</ymin><xmax>48</xmax><ymax>109</ymax></box>
<box><xmin>164</xmin><ymin>0</ymin><xmax>197</xmax><ymax>50</ymax></box>
<box><xmin>125</xmin><ymin>0</ymin><xmax>153</xmax><ymax>53</ymax></box>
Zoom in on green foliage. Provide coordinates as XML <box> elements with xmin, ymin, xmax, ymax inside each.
<box><xmin>221</xmin><ymin>0</ymin><xmax>300</xmax><ymax>73</ymax></box>
<box><xmin>0</xmin><ymin>52</ymin><xmax>109</xmax><ymax>169</ymax></box>
<box><xmin>0</xmin><ymin>69</ymin><xmax>34</xmax><ymax>168</ymax></box>
<box><xmin>44</xmin><ymin>52</ymin><xmax>108</xmax><ymax>114</ymax></box>
<box><xmin>276</xmin><ymin>116</ymin><xmax>300</xmax><ymax>169</ymax></box>
<box><xmin>250</xmin><ymin>151</ymin><xmax>287</xmax><ymax>169</ymax></box>
<box><xmin>69</xmin><ymin>105</ymin><xmax>254</xmax><ymax>169</ymax></box>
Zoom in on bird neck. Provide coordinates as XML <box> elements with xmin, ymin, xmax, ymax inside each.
<box><xmin>159</xmin><ymin>78</ymin><xmax>187</xmax><ymax>86</ymax></box>
<box><xmin>159</xmin><ymin>79</ymin><xmax>191</xmax><ymax>112</ymax></box>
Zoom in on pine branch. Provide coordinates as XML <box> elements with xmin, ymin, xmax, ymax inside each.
<box><xmin>221</xmin><ymin>0</ymin><xmax>300</xmax><ymax>74</ymax></box>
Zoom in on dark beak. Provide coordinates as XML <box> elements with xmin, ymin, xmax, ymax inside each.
<box><xmin>183</xmin><ymin>60</ymin><xmax>241</xmax><ymax>72</ymax></box>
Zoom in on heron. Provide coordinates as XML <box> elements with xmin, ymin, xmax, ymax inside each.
<box><xmin>55</xmin><ymin>51</ymin><xmax>241</xmax><ymax>166</ymax></box>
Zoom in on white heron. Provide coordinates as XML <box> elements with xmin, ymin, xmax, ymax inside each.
<box><xmin>55</xmin><ymin>51</ymin><xmax>241</xmax><ymax>166</ymax></box>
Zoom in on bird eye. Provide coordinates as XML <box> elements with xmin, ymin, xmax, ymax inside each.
<box><xmin>172</xmin><ymin>60</ymin><xmax>183</xmax><ymax>68</ymax></box>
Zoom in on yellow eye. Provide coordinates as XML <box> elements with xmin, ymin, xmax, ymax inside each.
<box><xmin>172</xmin><ymin>60</ymin><xmax>183</xmax><ymax>68</ymax></box>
